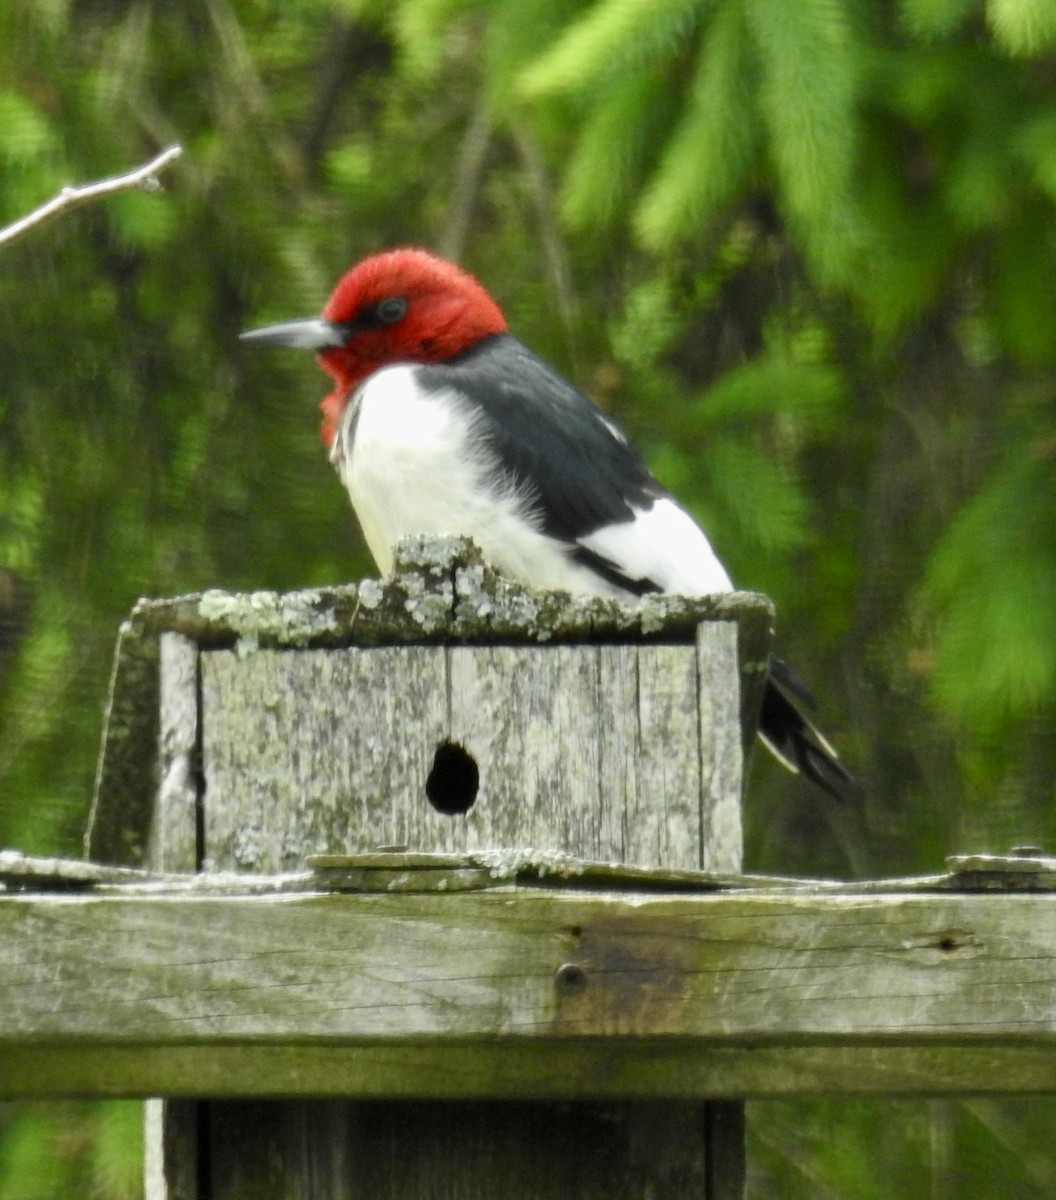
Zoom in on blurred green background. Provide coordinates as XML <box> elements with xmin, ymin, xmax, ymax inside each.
<box><xmin>2</xmin><ymin>0</ymin><xmax>1055</xmax><ymax>1195</ymax></box>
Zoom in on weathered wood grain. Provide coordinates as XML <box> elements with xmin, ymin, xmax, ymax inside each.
<box><xmin>1</xmin><ymin>888</ymin><xmax>1054</xmax><ymax>1097</ymax></box>
<box><xmin>144</xmin><ymin>1096</ymin><xmax>197</xmax><ymax>1200</ymax></box>
<box><xmin>446</xmin><ymin>643</ymin><xmax>602</xmax><ymax>853</ymax></box>
<box><xmin>200</xmin><ymin>646</ymin><xmax>449</xmax><ymax>869</ymax></box>
<box><xmin>199</xmin><ymin>635</ymin><xmax>740</xmax><ymax>872</ymax></box>
<box><xmin>625</xmin><ymin>645</ymin><xmax>706</xmax><ymax>867</ymax></box>
<box><xmin>87</xmin><ymin>616</ymin><xmax>161</xmax><ymax>864</ymax></box>
<box><xmin>154</xmin><ymin>633</ymin><xmax>200</xmax><ymax>872</ymax></box>
<box><xmin>148</xmin><ymin>633</ymin><xmax>202</xmax><ymax>1200</ymax></box>
<box><xmin>697</xmin><ymin>621</ymin><xmax>743</xmax><ymax>870</ymax></box>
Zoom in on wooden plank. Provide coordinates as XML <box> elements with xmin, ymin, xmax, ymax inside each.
<box><xmin>1</xmin><ymin>889</ymin><xmax>1054</xmax><ymax>1092</ymax></box>
<box><xmin>445</xmin><ymin>644</ymin><xmax>605</xmax><ymax>853</ymax></box>
<box><xmin>697</xmin><ymin>621</ymin><xmax>743</xmax><ymax>870</ymax></box>
<box><xmin>154</xmin><ymin>632</ymin><xmax>201</xmax><ymax>872</ymax></box>
<box><xmin>626</xmin><ymin>645</ymin><xmax>704</xmax><ymax>869</ymax></box>
<box><xmin>86</xmin><ymin>617</ymin><xmax>161</xmax><ymax>865</ymax></box>
<box><xmin>200</xmin><ymin>646</ymin><xmax>448</xmax><ymax>869</ymax></box>
<box><xmin>5</xmin><ymin>1042</ymin><xmax>1056</xmax><ymax>1100</ymax></box>
<box><xmin>147</xmin><ymin>634</ymin><xmax>203</xmax><ymax>1200</ymax></box>
<box><xmin>145</xmin><ymin>1097</ymin><xmax>199</xmax><ymax>1200</ymax></box>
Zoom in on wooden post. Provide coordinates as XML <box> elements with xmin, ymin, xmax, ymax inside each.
<box><xmin>144</xmin><ymin>632</ymin><xmax>203</xmax><ymax>1200</ymax></box>
<box><xmin>87</xmin><ymin>536</ymin><xmax>773</xmax><ymax>1200</ymax></box>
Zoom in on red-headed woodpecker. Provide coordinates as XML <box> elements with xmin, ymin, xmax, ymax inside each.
<box><xmin>241</xmin><ymin>247</ymin><xmax>850</xmax><ymax>798</ymax></box>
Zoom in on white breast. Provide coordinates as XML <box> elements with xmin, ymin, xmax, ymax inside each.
<box><xmin>331</xmin><ymin>365</ymin><xmax>618</xmax><ymax>592</ymax></box>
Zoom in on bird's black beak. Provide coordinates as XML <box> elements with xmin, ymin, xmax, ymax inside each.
<box><xmin>239</xmin><ymin>317</ymin><xmax>347</xmax><ymax>351</ymax></box>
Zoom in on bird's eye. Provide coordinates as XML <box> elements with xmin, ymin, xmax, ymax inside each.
<box><xmin>375</xmin><ymin>296</ymin><xmax>408</xmax><ymax>324</ymax></box>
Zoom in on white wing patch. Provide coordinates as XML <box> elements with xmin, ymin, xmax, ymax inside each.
<box><xmin>577</xmin><ymin>498</ymin><xmax>733</xmax><ymax>596</ymax></box>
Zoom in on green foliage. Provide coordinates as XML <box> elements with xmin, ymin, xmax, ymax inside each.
<box><xmin>561</xmin><ymin>70</ymin><xmax>680</xmax><ymax>233</ymax></box>
<box><xmin>924</xmin><ymin>451</ymin><xmax>1056</xmax><ymax>730</ymax></box>
<box><xmin>1017</xmin><ymin>108</ymin><xmax>1056</xmax><ymax>198</ymax></box>
<box><xmin>0</xmin><ymin>1103</ymin><xmax>142</xmax><ymax>1199</ymax></box>
<box><xmin>988</xmin><ymin>0</ymin><xmax>1056</xmax><ymax>55</ymax></box>
<box><xmin>743</xmin><ymin>0</ymin><xmax>861</xmax><ymax>277</ymax></box>
<box><xmin>484</xmin><ymin>0</ymin><xmax>586</xmax><ymax>104</ymax></box>
<box><xmin>673</xmin><ymin>356</ymin><xmax>846</xmax><ymax>565</ymax></box>
<box><xmin>522</xmin><ymin>0</ymin><xmax>862</xmax><ymax>276</ymax></box>
<box><xmin>518</xmin><ymin>0</ymin><xmax>702</xmax><ymax>98</ymax></box>
<box><xmin>688</xmin><ymin>357</ymin><xmax>844</xmax><ymax>428</ymax></box>
<box><xmin>899</xmin><ymin>0</ymin><xmax>977</xmax><ymax>39</ymax></box>
<box><xmin>89</xmin><ymin>1102</ymin><xmax>144</xmax><ymax>1200</ymax></box>
<box><xmin>634</xmin><ymin>2</ymin><xmax>759</xmax><ymax>249</ymax></box>
<box><xmin>751</xmin><ymin>1098</ymin><xmax>1056</xmax><ymax>1198</ymax></box>
<box><xmin>392</xmin><ymin>0</ymin><xmax>481</xmax><ymax>78</ymax></box>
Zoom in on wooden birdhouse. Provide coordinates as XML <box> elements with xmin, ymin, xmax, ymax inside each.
<box><xmin>89</xmin><ymin>534</ymin><xmax>774</xmax><ymax>877</ymax></box>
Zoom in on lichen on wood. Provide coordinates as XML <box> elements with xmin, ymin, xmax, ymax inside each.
<box><xmin>124</xmin><ymin>535</ymin><xmax>773</xmax><ymax>650</ymax></box>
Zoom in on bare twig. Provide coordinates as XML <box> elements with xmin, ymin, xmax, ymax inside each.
<box><xmin>0</xmin><ymin>144</ymin><xmax>183</xmax><ymax>248</ymax></box>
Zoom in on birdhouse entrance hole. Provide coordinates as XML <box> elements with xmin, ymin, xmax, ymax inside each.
<box><xmin>425</xmin><ymin>740</ymin><xmax>480</xmax><ymax>815</ymax></box>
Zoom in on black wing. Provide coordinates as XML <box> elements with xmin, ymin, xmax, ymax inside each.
<box><xmin>416</xmin><ymin>333</ymin><xmax>666</xmax><ymax>549</ymax></box>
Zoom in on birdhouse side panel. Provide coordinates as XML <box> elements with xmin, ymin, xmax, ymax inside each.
<box><xmin>444</xmin><ymin>644</ymin><xmax>605</xmax><ymax>854</ymax></box>
<box><xmin>199</xmin><ymin>646</ymin><xmax>447</xmax><ymax>871</ymax></box>
<box><xmin>696</xmin><ymin>620</ymin><xmax>743</xmax><ymax>872</ymax></box>
<box><xmin>197</xmin><ymin>636</ymin><xmax>739</xmax><ymax>872</ymax></box>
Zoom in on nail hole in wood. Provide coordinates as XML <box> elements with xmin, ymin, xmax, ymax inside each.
<box><xmin>425</xmin><ymin>741</ymin><xmax>479</xmax><ymax>815</ymax></box>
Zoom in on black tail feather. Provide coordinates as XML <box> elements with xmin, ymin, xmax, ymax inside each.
<box><xmin>767</xmin><ymin>655</ymin><xmax>819</xmax><ymax>710</ymax></box>
<box><xmin>758</xmin><ymin>661</ymin><xmax>853</xmax><ymax>801</ymax></box>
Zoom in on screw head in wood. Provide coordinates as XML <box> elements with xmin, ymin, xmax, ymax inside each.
<box><xmin>554</xmin><ymin>962</ymin><xmax>588</xmax><ymax>996</ymax></box>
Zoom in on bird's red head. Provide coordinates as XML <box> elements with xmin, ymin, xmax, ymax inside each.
<box><xmin>241</xmin><ymin>248</ymin><xmax>508</xmax><ymax>447</ymax></box>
